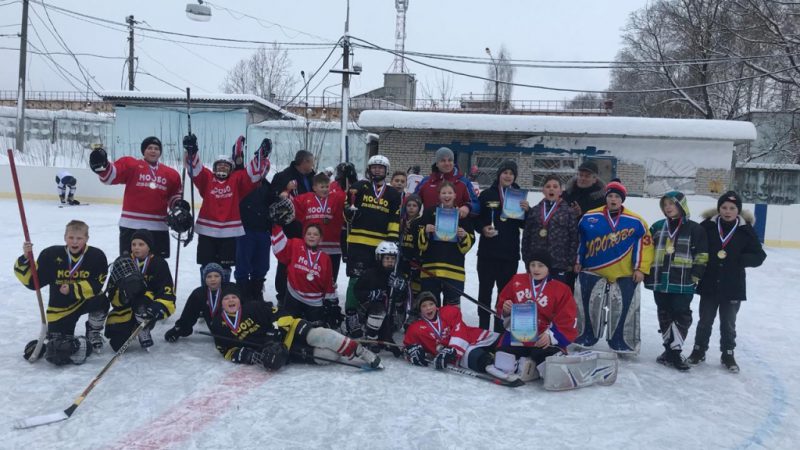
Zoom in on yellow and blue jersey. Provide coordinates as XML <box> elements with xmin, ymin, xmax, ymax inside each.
<box><xmin>578</xmin><ymin>206</ymin><xmax>654</xmax><ymax>282</ymax></box>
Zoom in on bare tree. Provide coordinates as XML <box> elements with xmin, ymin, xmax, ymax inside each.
<box><xmin>221</xmin><ymin>43</ymin><xmax>298</xmax><ymax>101</ymax></box>
<box><xmin>420</xmin><ymin>72</ymin><xmax>454</xmax><ymax>109</ymax></box>
<box><xmin>484</xmin><ymin>45</ymin><xmax>515</xmax><ymax>106</ymax></box>
<box><xmin>567</xmin><ymin>92</ymin><xmax>602</xmax><ymax>110</ymax></box>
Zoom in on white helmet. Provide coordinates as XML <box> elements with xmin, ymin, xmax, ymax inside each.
<box><xmin>367</xmin><ymin>155</ymin><xmax>390</xmax><ymax>181</ymax></box>
<box><xmin>213</xmin><ymin>155</ymin><xmax>234</xmax><ymax>179</ymax></box>
<box><xmin>375</xmin><ymin>241</ymin><xmax>399</xmax><ymax>261</ymax></box>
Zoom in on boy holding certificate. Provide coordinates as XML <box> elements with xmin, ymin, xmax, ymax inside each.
<box><xmin>418</xmin><ymin>181</ymin><xmax>475</xmax><ymax>306</ymax></box>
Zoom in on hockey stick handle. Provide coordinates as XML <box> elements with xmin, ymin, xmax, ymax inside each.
<box><xmin>408</xmin><ymin>259</ymin><xmax>502</xmax><ymax>319</ymax></box>
<box><xmin>197</xmin><ymin>330</ymin><xmax>365</xmax><ymax>369</ymax></box>
<box><xmin>7</xmin><ymin>149</ymin><xmax>47</xmax><ymax>325</ymax></box>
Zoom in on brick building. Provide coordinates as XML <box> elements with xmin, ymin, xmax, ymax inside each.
<box><xmin>357</xmin><ymin>111</ymin><xmax>756</xmax><ymax>197</ymax></box>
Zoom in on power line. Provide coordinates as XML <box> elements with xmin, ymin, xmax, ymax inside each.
<box><xmin>0</xmin><ymin>45</ymin><xmax>125</xmax><ymax>59</ymax></box>
<box><xmin>204</xmin><ymin>1</ymin><xmax>333</xmax><ymax>43</ymax></box>
<box><xmin>350</xmin><ymin>35</ymin><xmax>800</xmax><ymax>95</ymax></box>
<box><xmin>137</xmin><ymin>69</ymin><xmax>183</xmax><ymax>91</ymax></box>
<box><xmin>134</xmin><ymin>42</ymin><xmax>207</xmax><ymax>91</ymax></box>
<box><xmin>280</xmin><ymin>39</ymin><xmax>343</xmax><ymax>109</ymax></box>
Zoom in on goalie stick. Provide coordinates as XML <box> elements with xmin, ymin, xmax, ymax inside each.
<box><xmin>14</xmin><ymin>320</ymin><xmax>151</xmax><ymax>429</ymax></box>
<box><xmin>197</xmin><ymin>331</ymin><xmax>381</xmax><ymax>371</ymax></box>
<box><xmin>8</xmin><ymin>149</ymin><xmax>47</xmax><ymax>363</ymax></box>
<box><xmin>420</xmin><ymin>358</ymin><xmax>525</xmax><ymax>388</ymax></box>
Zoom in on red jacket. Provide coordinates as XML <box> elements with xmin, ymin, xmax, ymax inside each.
<box><xmin>495</xmin><ymin>274</ymin><xmax>578</xmax><ymax>348</ymax></box>
<box><xmin>271</xmin><ymin>226</ymin><xmax>336</xmax><ymax>307</ymax></box>
<box><xmin>292</xmin><ymin>191</ymin><xmax>346</xmax><ymax>255</ymax></box>
<box><xmin>415</xmin><ymin>167</ymin><xmax>479</xmax><ymax>213</ymax></box>
<box><xmin>97</xmin><ymin>157</ymin><xmax>182</xmax><ymax>231</ymax></box>
<box><xmin>188</xmin><ymin>153</ymin><xmax>267</xmax><ymax>238</ymax></box>
<box><xmin>403</xmin><ymin>305</ymin><xmax>496</xmax><ymax>361</ymax></box>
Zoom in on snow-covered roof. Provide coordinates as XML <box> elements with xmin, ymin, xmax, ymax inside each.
<box><xmin>358</xmin><ymin>110</ymin><xmax>757</xmax><ymax>143</ymax></box>
<box><xmin>0</xmin><ymin>105</ymin><xmax>113</xmax><ymax>122</ymax></box>
<box><xmin>253</xmin><ymin>119</ymin><xmax>363</xmax><ymax>131</ymax></box>
<box><xmin>100</xmin><ymin>90</ymin><xmax>300</xmax><ymax>120</ymax></box>
<box><xmin>737</xmin><ymin>162</ymin><xmax>800</xmax><ymax>171</ymax></box>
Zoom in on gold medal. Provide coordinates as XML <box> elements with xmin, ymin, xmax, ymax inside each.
<box><xmin>539</xmin><ymin>229</ymin><xmax>548</xmax><ymax>238</ymax></box>
<box><xmin>717</xmin><ymin>250</ymin><xmax>727</xmax><ymax>259</ymax></box>
<box><xmin>500</xmin><ymin>216</ymin><xmax>507</xmax><ymax>222</ymax></box>
<box><xmin>666</xmin><ymin>245</ymin><xmax>675</xmax><ymax>255</ymax></box>
<box><xmin>306</xmin><ymin>272</ymin><xmax>314</xmax><ymax>281</ymax></box>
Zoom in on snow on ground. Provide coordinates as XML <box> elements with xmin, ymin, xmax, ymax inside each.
<box><xmin>1</xmin><ymin>199</ymin><xmax>798</xmax><ymax>449</ymax></box>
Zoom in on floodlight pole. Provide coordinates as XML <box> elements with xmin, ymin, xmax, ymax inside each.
<box><xmin>15</xmin><ymin>0</ymin><xmax>29</xmax><ymax>153</ymax></box>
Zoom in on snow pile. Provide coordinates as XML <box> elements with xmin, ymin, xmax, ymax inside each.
<box><xmin>0</xmin><ymin>198</ymin><xmax>796</xmax><ymax>449</ymax></box>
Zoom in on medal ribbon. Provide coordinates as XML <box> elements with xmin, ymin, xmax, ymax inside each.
<box><xmin>305</xmin><ymin>248</ymin><xmax>321</xmax><ymax>275</ymax></box>
<box><xmin>315</xmin><ymin>195</ymin><xmax>329</xmax><ymax>218</ymax></box>
<box><xmin>207</xmin><ymin>288</ymin><xmax>221</xmax><ymax>316</ymax></box>
<box><xmin>667</xmin><ymin>218</ymin><xmax>682</xmax><ymax>242</ymax></box>
<box><xmin>135</xmin><ymin>255</ymin><xmax>151</xmax><ymax>275</ymax></box>
<box><xmin>372</xmin><ymin>181</ymin><xmax>386</xmax><ymax>203</ymax></box>
<box><xmin>65</xmin><ymin>247</ymin><xmax>86</xmax><ymax>279</ymax></box>
<box><xmin>717</xmin><ymin>217</ymin><xmax>738</xmax><ymax>249</ymax></box>
<box><xmin>530</xmin><ymin>276</ymin><xmax>548</xmax><ymax>302</ymax></box>
<box><xmin>424</xmin><ymin>316</ymin><xmax>443</xmax><ymax>343</ymax></box>
<box><xmin>604</xmin><ymin>207</ymin><xmax>622</xmax><ymax>232</ymax></box>
<box><xmin>222</xmin><ymin>309</ymin><xmax>241</xmax><ymax>333</ymax></box>
<box><xmin>498</xmin><ymin>186</ymin><xmax>507</xmax><ymax>208</ymax></box>
<box><xmin>148</xmin><ymin>162</ymin><xmax>159</xmax><ymax>184</ymax></box>
<box><xmin>541</xmin><ymin>199</ymin><xmax>560</xmax><ymax>228</ymax></box>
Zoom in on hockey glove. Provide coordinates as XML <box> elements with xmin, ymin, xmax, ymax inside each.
<box><xmin>260</xmin><ymin>341</ymin><xmax>289</xmax><ymax>371</ymax></box>
<box><xmin>388</xmin><ymin>272</ymin><xmax>408</xmax><ymax>292</ymax></box>
<box><xmin>143</xmin><ymin>302</ymin><xmax>168</xmax><ymax>322</ymax></box>
<box><xmin>345</xmin><ymin>309</ymin><xmax>363</xmax><ymax>339</ymax></box>
<box><xmin>367</xmin><ymin>289</ymin><xmax>384</xmax><ymax>303</ymax></box>
<box><xmin>164</xmin><ymin>326</ymin><xmax>186</xmax><ymax>343</ymax></box>
<box><xmin>434</xmin><ymin>347</ymin><xmax>457</xmax><ymax>370</ymax></box>
<box><xmin>257</xmin><ymin>138</ymin><xmax>272</xmax><ymax>159</ymax></box>
<box><xmin>89</xmin><ymin>147</ymin><xmax>109</xmax><ymax>173</ymax></box>
<box><xmin>182</xmin><ymin>134</ymin><xmax>199</xmax><ymax>156</ymax></box>
<box><xmin>323</xmin><ymin>298</ymin><xmax>344</xmax><ymax>329</ymax></box>
<box><xmin>231</xmin><ymin>347</ymin><xmax>260</xmax><ymax>365</ymax></box>
<box><xmin>405</xmin><ymin>344</ymin><xmax>428</xmax><ymax>367</ymax></box>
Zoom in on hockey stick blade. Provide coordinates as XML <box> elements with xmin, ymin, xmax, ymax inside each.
<box><xmin>14</xmin><ymin>411</ymin><xmax>69</xmax><ymax>430</ymax></box>
<box><xmin>25</xmin><ymin>323</ymin><xmax>47</xmax><ymax>363</ymax></box>
<box><xmin>445</xmin><ymin>365</ymin><xmax>525</xmax><ymax>388</ymax></box>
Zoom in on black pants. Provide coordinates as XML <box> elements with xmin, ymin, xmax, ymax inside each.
<box><xmin>693</xmin><ymin>295</ymin><xmax>741</xmax><ymax>352</ymax></box>
<box><xmin>420</xmin><ymin>278</ymin><xmax>464</xmax><ymax>306</ymax></box>
<box><xmin>47</xmin><ymin>294</ymin><xmax>109</xmax><ymax>335</ymax></box>
<box><xmin>275</xmin><ymin>263</ymin><xmax>288</xmax><ymax>306</ymax></box>
<box><xmin>330</xmin><ymin>254</ymin><xmax>342</xmax><ymax>283</ymax></box>
<box><xmin>477</xmin><ymin>258</ymin><xmax>518</xmax><ymax>331</ymax></box>
<box><xmin>653</xmin><ymin>292</ymin><xmax>693</xmax><ymax>351</ymax></box>
<box><xmin>550</xmin><ymin>269</ymin><xmax>577</xmax><ymax>293</ymax></box>
<box><xmin>120</xmin><ymin>227</ymin><xmax>171</xmax><ymax>258</ymax></box>
<box><xmin>284</xmin><ymin>294</ymin><xmax>324</xmax><ymax>324</ymax></box>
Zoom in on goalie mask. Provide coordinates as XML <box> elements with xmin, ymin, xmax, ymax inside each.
<box><xmin>167</xmin><ymin>199</ymin><xmax>193</xmax><ymax>233</ymax></box>
<box><xmin>213</xmin><ymin>155</ymin><xmax>234</xmax><ymax>180</ymax></box>
<box><xmin>108</xmin><ymin>253</ymin><xmax>147</xmax><ymax>306</ymax></box>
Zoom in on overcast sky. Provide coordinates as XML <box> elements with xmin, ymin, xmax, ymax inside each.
<box><xmin>0</xmin><ymin>0</ymin><xmax>650</xmax><ymax>103</ymax></box>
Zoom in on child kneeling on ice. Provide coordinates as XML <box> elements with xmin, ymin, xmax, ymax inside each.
<box><xmin>494</xmin><ymin>251</ymin><xmax>578</xmax><ymax>381</ymax></box>
<box><xmin>209</xmin><ymin>285</ymin><xmax>382</xmax><ymax>371</ymax></box>
<box><xmin>403</xmin><ymin>291</ymin><xmax>518</xmax><ymax>382</ymax></box>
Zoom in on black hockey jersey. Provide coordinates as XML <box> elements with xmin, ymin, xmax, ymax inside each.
<box><xmin>345</xmin><ymin>180</ymin><xmax>401</xmax><ymax>249</ymax></box>
<box><xmin>106</xmin><ymin>254</ymin><xmax>176</xmax><ymax>326</ymax></box>
<box><xmin>417</xmin><ymin>207</ymin><xmax>475</xmax><ymax>282</ymax></box>
<box><xmin>209</xmin><ymin>301</ymin><xmax>306</xmax><ymax>361</ymax></box>
<box><xmin>172</xmin><ymin>281</ymin><xmax>237</xmax><ymax>336</ymax></box>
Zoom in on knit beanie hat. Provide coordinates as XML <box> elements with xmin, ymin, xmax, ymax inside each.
<box><xmin>605</xmin><ymin>179</ymin><xmax>627</xmax><ymax>202</ymax></box>
<box><xmin>130</xmin><ymin>229</ymin><xmax>154</xmax><ymax>250</ymax></box>
<box><xmin>220</xmin><ymin>284</ymin><xmax>242</xmax><ymax>300</ymax></box>
<box><xmin>413</xmin><ymin>291</ymin><xmax>439</xmax><ymax>311</ymax></box>
<box><xmin>202</xmin><ymin>263</ymin><xmax>225</xmax><ymax>281</ymax></box>
<box><xmin>496</xmin><ymin>159</ymin><xmax>518</xmax><ymax>180</ymax></box>
<box><xmin>524</xmin><ymin>250</ymin><xmax>553</xmax><ymax>271</ymax></box>
<box><xmin>140</xmin><ymin>136</ymin><xmax>162</xmax><ymax>154</ymax></box>
<box><xmin>434</xmin><ymin>147</ymin><xmax>454</xmax><ymax>162</ymax></box>
<box><xmin>717</xmin><ymin>190</ymin><xmax>742</xmax><ymax>213</ymax></box>
<box><xmin>404</xmin><ymin>193</ymin><xmax>423</xmax><ymax>209</ymax></box>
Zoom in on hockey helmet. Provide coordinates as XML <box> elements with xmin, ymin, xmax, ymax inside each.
<box><xmin>213</xmin><ymin>155</ymin><xmax>234</xmax><ymax>179</ymax></box>
<box><xmin>167</xmin><ymin>199</ymin><xmax>193</xmax><ymax>233</ymax></box>
<box><xmin>374</xmin><ymin>241</ymin><xmax>399</xmax><ymax>261</ymax></box>
<box><xmin>367</xmin><ymin>155</ymin><xmax>390</xmax><ymax>181</ymax></box>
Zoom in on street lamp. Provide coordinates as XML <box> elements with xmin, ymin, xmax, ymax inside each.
<box><xmin>186</xmin><ymin>0</ymin><xmax>212</xmax><ymax>21</ymax></box>
<box><xmin>300</xmin><ymin>70</ymin><xmax>309</xmax><ymax>150</ymax></box>
<box><xmin>485</xmin><ymin>47</ymin><xmax>499</xmax><ymax>112</ymax></box>
<box><xmin>322</xmin><ymin>82</ymin><xmax>341</xmax><ymax>121</ymax></box>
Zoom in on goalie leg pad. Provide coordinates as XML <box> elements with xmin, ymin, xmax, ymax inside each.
<box><xmin>541</xmin><ymin>350</ymin><xmax>619</xmax><ymax>391</ymax></box>
<box><xmin>606</xmin><ymin>278</ymin><xmax>641</xmax><ymax>354</ymax></box>
<box><xmin>574</xmin><ymin>272</ymin><xmax>608</xmax><ymax>347</ymax></box>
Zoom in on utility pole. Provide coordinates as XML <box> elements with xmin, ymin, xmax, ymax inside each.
<box><xmin>340</xmin><ymin>1</ymin><xmax>350</xmax><ymax>163</ymax></box>
<box><xmin>485</xmin><ymin>47</ymin><xmax>499</xmax><ymax>113</ymax></box>
<box><xmin>15</xmin><ymin>0</ymin><xmax>29</xmax><ymax>153</ymax></box>
<box><xmin>301</xmin><ymin>70</ymin><xmax>309</xmax><ymax>151</ymax></box>
<box><xmin>127</xmin><ymin>15</ymin><xmax>135</xmax><ymax>91</ymax></box>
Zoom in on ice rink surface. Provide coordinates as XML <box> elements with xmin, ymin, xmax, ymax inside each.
<box><xmin>0</xmin><ymin>199</ymin><xmax>797</xmax><ymax>449</ymax></box>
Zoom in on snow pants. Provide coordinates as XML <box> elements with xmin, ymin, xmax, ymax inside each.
<box><xmin>234</xmin><ymin>230</ymin><xmax>270</xmax><ymax>284</ymax></box>
<box><xmin>653</xmin><ymin>292</ymin><xmax>693</xmax><ymax>351</ymax></box>
<box><xmin>574</xmin><ymin>271</ymin><xmax>641</xmax><ymax>354</ymax></box>
<box><xmin>693</xmin><ymin>295</ymin><xmax>741</xmax><ymax>352</ymax></box>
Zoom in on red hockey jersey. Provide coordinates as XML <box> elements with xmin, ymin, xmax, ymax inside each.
<box><xmin>495</xmin><ymin>274</ymin><xmax>578</xmax><ymax>348</ymax></box>
<box><xmin>271</xmin><ymin>226</ymin><xmax>336</xmax><ymax>306</ymax></box>
<box><xmin>98</xmin><ymin>156</ymin><xmax>182</xmax><ymax>231</ymax></box>
<box><xmin>292</xmin><ymin>191</ymin><xmax>346</xmax><ymax>255</ymax></box>
<box><xmin>403</xmin><ymin>305</ymin><xmax>496</xmax><ymax>361</ymax></box>
<box><xmin>188</xmin><ymin>153</ymin><xmax>267</xmax><ymax>238</ymax></box>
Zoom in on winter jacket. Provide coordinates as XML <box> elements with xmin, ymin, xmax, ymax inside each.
<box><xmin>415</xmin><ymin>164</ymin><xmax>480</xmax><ymax>215</ymax></box>
<box><xmin>172</xmin><ymin>282</ymin><xmax>238</xmax><ymax>335</ymax></box>
<box><xmin>477</xmin><ymin>181</ymin><xmax>524</xmax><ymax>262</ymax></box>
<box><xmin>417</xmin><ymin>206</ymin><xmax>475</xmax><ymax>282</ymax></box>
<box><xmin>645</xmin><ymin>217</ymin><xmax>708</xmax><ymax>294</ymax></box>
<box><xmin>239</xmin><ymin>179</ymin><xmax>273</xmax><ymax>232</ymax></box>
<box><xmin>563</xmin><ymin>177</ymin><xmax>606</xmax><ymax>217</ymax></box>
<box><xmin>696</xmin><ymin>209</ymin><xmax>766</xmax><ymax>301</ymax></box>
<box><xmin>521</xmin><ymin>198</ymin><xmax>579</xmax><ymax>270</ymax></box>
<box><xmin>271</xmin><ymin>163</ymin><xmax>315</xmax><ymax>198</ymax></box>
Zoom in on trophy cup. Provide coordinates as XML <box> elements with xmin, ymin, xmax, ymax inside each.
<box><xmin>486</xmin><ymin>201</ymin><xmax>500</xmax><ymax>237</ymax></box>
